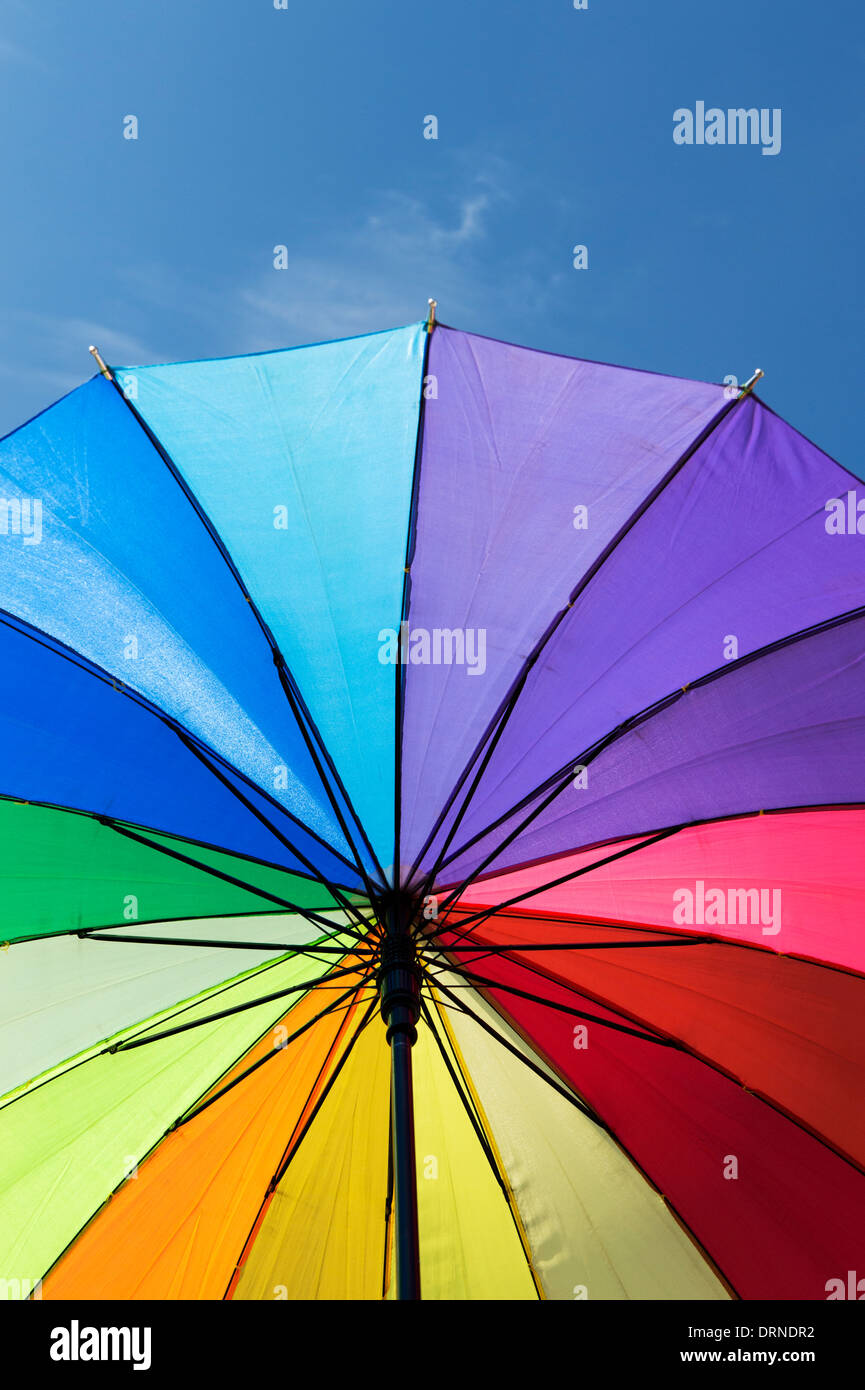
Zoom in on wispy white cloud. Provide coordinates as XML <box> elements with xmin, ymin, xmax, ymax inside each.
<box><xmin>232</xmin><ymin>161</ymin><xmax>556</xmax><ymax>348</ymax></box>
<box><xmin>0</xmin><ymin>33</ymin><xmax>48</xmax><ymax>71</ymax></box>
<box><xmin>238</xmin><ymin>190</ymin><xmax>497</xmax><ymax>343</ymax></box>
<box><xmin>0</xmin><ymin>312</ymin><xmax>158</xmax><ymax>425</ymax></box>
<box><xmin>0</xmin><ymin>37</ymin><xmax>26</xmax><ymax>61</ymax></box>
<box><xmin>0</xmin><ymin>157</ymin><xmax>557</xmax><ymax>436</ymax></box>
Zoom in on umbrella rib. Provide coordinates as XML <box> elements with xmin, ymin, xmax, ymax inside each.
<box><xmin>0</xmin><ymin>942</ymin><xmax>344</xmax><ymax>1112</ymax></box>
<box><xmin>107</xmin><ymin>811</ymin><xmax>361</xmax><ymax>928</ymax></box>
<box><xmin>431</xmin><ymin>932</ymin><xmax>715</xmax><ymax>949</ymax></box>
<box><xmin>426</xmin><ymin>976</ymin><xmax>606</xmax><ymax>1128</ymax></box>
<box><xmin>0</xmin><ymin>606</ymin><xmax>378</xmax><ymax>932</ymax></box>
<box><xmin>223</xmin><ymin>982</ymin><xmax>375</xmax><ymax>1300</ymax></box>
<box><xmin>271</xmin><ymin>658</ymin><xmax>389</xmax><ymax>899</ymax></box>
<box><xmin>267</xmin><ymin>994</ymin><xmax>380</xmax><ymax>1192</ymax></box>
<box><xmin>78</xmin><ymin>931</ymin><xmax>376</xmax><ymax>954</ymax></box>
<box><xmin>30</xmin><ymin>984</ymin><xmax>377</xmax><ymax>1298</ymax></box>
<box><xmin>108</xmin><ymin>960</ymin><xmax>373</xmax><ymax>1053</ymax></box>
<box><xmin>423</xmin><ymin>935</ymin><xmax>718</xmax><ymax>976</ymax></box>
<box><xmin>417</xmin><ymin>988</ymin><xmax>544</xmax><ymax>1299</ymax></box>
<box><xmin>417</xmin><ymin>994</ymin><xmax>506</xmax><ymax>1187</ymax></box>
<box><xmin>432</xmin><ymin>917</ymin><xmax>865</xmax><ymax>984</ymax></box>
<box><xmin>93</xmin><ymin>816</ymin><xmax>371</xmax><ymax>943</ymax></box>
<box><xmin>0</xmin><ymin>604</ymin><xmax>365</xmax><ymax>884</ymax></box>
<box><xmin>178</xmin><ymin>977</ymin><xmax>376</xmax><ymax>1134</ymax></box>
<box><xmin>428</xmin><ymin>772</ymin><xmax>684</xmax><ymax>933</ymax></box>
<box><xmin>219</xmin><ymin>992</ymin><xmax>379</xmax><ymax>1300</ymax></box>
<box><xmin>428</xmin><ymin>944</ymin><xmax>865</xmax><ymax>1178</ymax></box>
<box><xmin>431</xmin><ymin>803</ymin><xmax>865</xmax><ymax>981</ymax></box>
<box><xmin>0</xmin><ymin>787</ymin><xmax>359</xmax><ymax>893</ymax></box>
<box><xmin>428</xmin><ymin>824</ymin><xmax>684</xmax><ymax>952</ymax></box>
<box><xmin>96</xmin><ymin>367</ymin><xmax>387</xmax><ymax>895</ymax></box>
<box><xmin>392</xmin><ymin>318</ymin><xmax>434</xmax><ymax>888</ymax></box>
<box><xmin>428</xmin><ymin>973</ymin><xmax>743</xmax><ymax>1299</ymax></box>
<box><xmin>421</xmin><ymin>949</ymin><xmax>677</xmax><ymax>1047</ymax></box>
<box><xmin>464</xmin><ymin>801</ymin><xmax>865</xmax><ymax>900</ymax></box>
<box><xmin>173</xmin><ymin>729</ymin><xmax>375</xmax><ymax>940</ymax></box>
<box><xmin>9</xmin><ymin>908</ymin><xmax>376</xmax><ymax>953</ymax></box>
<box><xmin>425</xmin><ymin>602</ymin><xmax>865</xmax><ymax>895</ymax></box>
<box><xmin>405</xmin><ymin>390</ymin><xmax>744</xmax><ymax>889</ymax></box>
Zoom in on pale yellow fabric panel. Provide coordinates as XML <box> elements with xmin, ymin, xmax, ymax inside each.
<box><xmin>234</xmin><ymin>1017</ymin><xmax>390</xmax><ymax>1300</ymax></box>
<box><xmin>397</xmin><ymin>1011</ymin><xmax>537</xmax><ymax>1301</ymax></box>
<box><xmin>439</xmin><ymin>979</ymin><xmax>730</xmax><ymax>1301</ymax></box>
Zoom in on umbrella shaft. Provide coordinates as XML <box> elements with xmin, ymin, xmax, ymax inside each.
<box><xmin>378</xmin><ymin>908</ymin><xmax>422</xmax><ymax>1300</ymax></box>
<box><xmin>390</xmin><ymin>1016</ymin><xmax>421</xmax><ymax>1299</ymax></box>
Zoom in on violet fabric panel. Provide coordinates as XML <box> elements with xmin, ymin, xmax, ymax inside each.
<box><xmin>399</xmin><ymin>327</ymin><xmax>727</xmax><ymax>880</ymax></box>
<box><xmin>413</xmin><ymin>398</ymin><xmax>865</xmax><ymax>883</ymax></box>
<box><xmin>440</xmin><ymin>612</ymin><xmax>865</xmax><ymax>885</ymax></box>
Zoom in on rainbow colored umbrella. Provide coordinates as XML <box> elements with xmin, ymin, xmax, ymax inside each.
<box><xmin>1</xmin><ymin>308</ymin><xmax>863</xmax><ymax>1302</ymax></box>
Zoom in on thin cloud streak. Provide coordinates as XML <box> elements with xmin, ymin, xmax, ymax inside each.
<box><xmin>234</xmin><ymin>170</ymin><xmax>557</xmax><ymax>349</ymax></box>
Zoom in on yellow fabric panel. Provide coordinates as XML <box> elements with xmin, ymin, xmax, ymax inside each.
<box><xmin>392</xmin><ymin>1007</ymin><xmax>537</xmax><ymax>1301</ymax></box>
<box><xmin>42</xmin><ymin>968</ymin><xmax>373</xmax><ymax>1300</ymax></box>
<box><xmin>233</xmin><ymin>1013</ymin><xmax>390</xmax><ymax>1300</ymax></box>
<box><xmin>438</xmin><ymin>976</ymin><xmax>730</xmax><ymax>1301</ymax></box>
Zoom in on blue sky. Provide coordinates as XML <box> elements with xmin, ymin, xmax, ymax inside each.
<box><xmin>1</xmin><ymin>0</ymin><xmax>862</xmax><ymax>472</ymax></box>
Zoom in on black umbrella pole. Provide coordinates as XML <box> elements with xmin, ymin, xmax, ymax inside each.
<box><xmin>379</xmin><ymin>918</ymin><xmax>422</xmax><ymax>1299</ymax></box>
<box><xmin>390</xmin><ymin>1016</ymin><xmax>420</xmax><ymax>1299</ymax></box>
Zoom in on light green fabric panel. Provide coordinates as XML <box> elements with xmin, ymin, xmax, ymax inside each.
<box><xmin>0</xmin><ymin>911</ymin><xmax>366</xmax><ymax>1098</ymax></box>
<box><xmin>0</xmin><ymin>939</ymin><xmax>354</xmax><ymax>1292</ymax></box>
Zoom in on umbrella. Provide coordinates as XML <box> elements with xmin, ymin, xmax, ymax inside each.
<box><xmin>1</xmin><ymin>305</ymin><xmax>863</xmax><ymax>1302</ymax></box>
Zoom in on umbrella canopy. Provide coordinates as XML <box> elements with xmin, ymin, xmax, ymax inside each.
<box><xmin>0</xmin><ymin>314</ymin><xmax>863</xmax><ymax>1302</ymax></box>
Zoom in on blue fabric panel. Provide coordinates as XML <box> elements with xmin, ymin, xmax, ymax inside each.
<box><xmin>0</xmin><ymin>377</ymin><xmax>351</xmax><ymax>860</ymax></box>
<box><xmin>0</xmin><ymin>613</ymin><xmax>361</xmax><ymax>890</ymax></box>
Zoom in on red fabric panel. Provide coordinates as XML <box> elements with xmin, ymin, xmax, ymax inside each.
<box><xmin>446</xmin><ymin>909</ymin><xmax>865</xmax><ymax>1168</ymax></box>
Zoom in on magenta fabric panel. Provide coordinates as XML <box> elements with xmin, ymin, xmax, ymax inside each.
<box><xmin>457</xmin><ymin>809</ymin><xmax>865</xmax><ymax>973</ymax></box>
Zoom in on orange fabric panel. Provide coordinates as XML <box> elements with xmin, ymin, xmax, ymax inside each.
<box><xmin>231</xmin><ymin>1015</ymin><xmax>390</xmax><ymax>1300</ymax></box>
<box><xmin>42</xmin><ymin>962</ymin><xmax>374</xmax><ymax>1299</ymax></box>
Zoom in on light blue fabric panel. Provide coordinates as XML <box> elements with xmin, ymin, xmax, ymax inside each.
<box><xmin>126</xmin><ymin>325</ymin><xmax>426</xmax><ymax>869</ymax></box>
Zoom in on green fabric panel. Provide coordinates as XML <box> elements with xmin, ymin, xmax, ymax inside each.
<box><xmin>0</xmin><ymin>800</ymin><xmax>354</xmax><ymax>943</ymax></box>
<box><xmin>0</xmin><ymin>937</ymin><xmax>356</xmax><ymax>1291</ymax></box>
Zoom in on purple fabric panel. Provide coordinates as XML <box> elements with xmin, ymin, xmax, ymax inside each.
<box><xmin>399</xmin><ymin>326</ymin><xmax>726</xmax><ymax>879</ymax></box>
<box><xmin>418</xmin><ymin>400</ymin><xmax>865</xmax><ymax>880</ymax></box>
<box><xmin>439</xmin><ymin>612</ymin><xmax>865</xmax><ymax>886</ymax></box>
